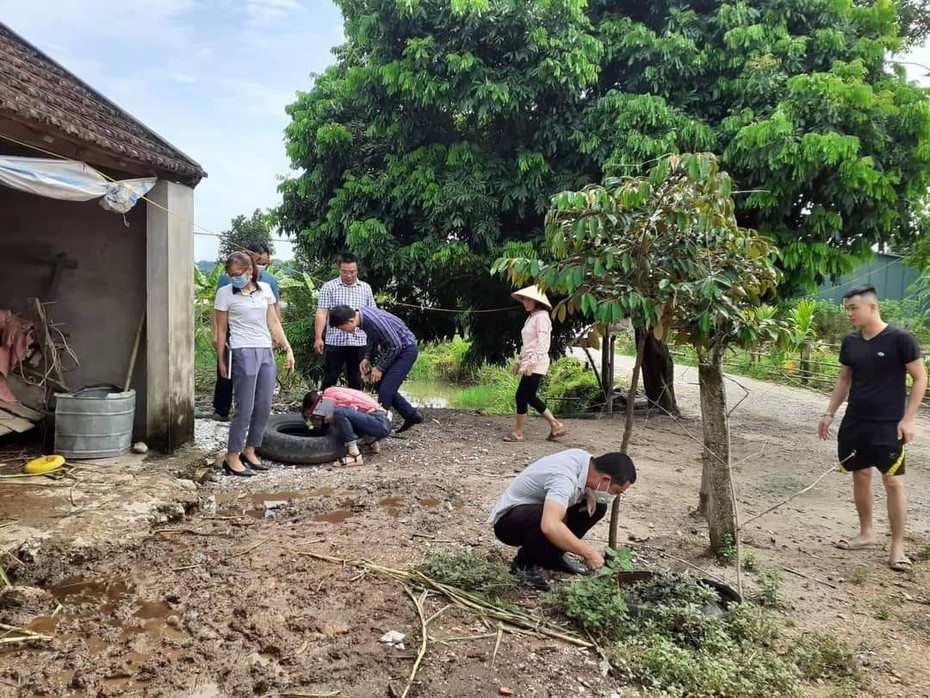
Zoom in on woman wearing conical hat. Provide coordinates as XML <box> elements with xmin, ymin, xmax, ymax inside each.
<box><xmin>503</xmin><ymin>286</ymin><xmax>567</xmax><ymax>443</ymax></box>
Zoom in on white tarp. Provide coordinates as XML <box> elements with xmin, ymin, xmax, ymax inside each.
<box><xmin>0</xmin><ymin>156</ymin><xmax>156</xmax><ymax>213</ymax></box>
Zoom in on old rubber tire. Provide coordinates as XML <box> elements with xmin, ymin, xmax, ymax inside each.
<box><xmin>256</xmin><ymin>414</ymin><xmax>346</xmax><ymax>465</ymax></box>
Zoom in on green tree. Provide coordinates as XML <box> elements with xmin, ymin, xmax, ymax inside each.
<box><xmin>279</xmin><ymin>0</ymin><xmax>930</xmax><ymax>380</ymax></box>
<box><xmin>496</xmin><ymin>153</ymin><xmax>785</xmax><ymax>554</ymax></box>
<box><xmin>278</xmin><ymin>0</ymin><xmax>605</xmax><ymax>362</ymax></box>
<box><xmin>218</xmin><ymin>209</ymin><xmax>276</xmax><ymax>261</ymax></box>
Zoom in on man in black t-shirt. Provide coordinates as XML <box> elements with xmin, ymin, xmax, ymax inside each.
<box><xmin>818</xmin><ymin>285</ymin><xmax>927</xmax><ymax>572</ymax></box>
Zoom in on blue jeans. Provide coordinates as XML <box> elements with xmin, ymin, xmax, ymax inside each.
<box><xmin>378</xmin><ymin>343</ymin><xmax>418</xmax><ymax>420</ymax></box>
<box><xmin>332</xmin><ymin>407</ymin><xmax>392</xmax><ymax>446</ymax></box>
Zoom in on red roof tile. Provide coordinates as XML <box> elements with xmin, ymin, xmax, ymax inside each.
<box><xmin>0</xmin><ymin>22</ymin><xmax>205</xmax><ymax>186</ymax></box>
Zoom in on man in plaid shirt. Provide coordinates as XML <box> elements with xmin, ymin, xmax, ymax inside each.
<box><xmin>314</xmin><ymin>253</ymin><xmax>378</xmax><ymax>390</ymax></box>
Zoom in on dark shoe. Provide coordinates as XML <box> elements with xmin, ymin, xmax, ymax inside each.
<box><xmin>551</xmin><ymin>553</ymin><xmax>590</xmax><ymax>576</ymax></box>
<box><xmin>510</xmin><ymin>560</ymin><xmax>550</xmax><ymax>592</ymax></box>
<box><xmin>212</xmin><ymin>412</ymin><xmax>231</xmax><ymax>423</ymax></box>
<box><xmin>240</xmin><ymin>453</ymin><xmax>270</xmax><ymax>471</ymax></box>
<box><xmin>396</xmin><ymin>411</ymin><xmax>424</xmax><ymax>433</ymax></box>
<box><xmin>222</xmin><ymin>461</ymin><xmax>255</xmax><ymax>477</ymax></box>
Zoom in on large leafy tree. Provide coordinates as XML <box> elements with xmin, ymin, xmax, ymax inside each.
<box><xmin>279</xmin><ymin>0</ymin><xmax>930</xmax><ymax>365</ymax></box>
<box><xmin>278</xmin><ymin>0</ymin><xmax>602</xmax><ymax>361</ymax></box>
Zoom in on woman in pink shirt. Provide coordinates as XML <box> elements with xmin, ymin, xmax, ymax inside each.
<box><xmin>503</xmin><ymin>286</ymin><xmax>566</xmax><ymax>442</ymax></box>
<box><xmin>303</xmin><ymin>386</ymin><xmax>391</xmax><ymax>465</ymax></box>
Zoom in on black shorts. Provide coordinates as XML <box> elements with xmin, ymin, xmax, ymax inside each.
<box><xmin>837</xmin><ymin>417</ymin><xmax>906</xmax><ymax>476</ymax></box>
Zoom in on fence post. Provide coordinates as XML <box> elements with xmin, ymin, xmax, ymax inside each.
<box><xmin>799</xmin><ymin>339</ymin><xmax>811</xmax><ymax>386</ymax></box>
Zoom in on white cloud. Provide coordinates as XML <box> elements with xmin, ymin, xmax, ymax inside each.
<box><xmin>0</xmin><ymin>0</ymin><xmax>198</xmax><ymax>48</ymax></box>
<box><xmin>161</xmin><ymin>71</ymin><xmax>198</xmax><ymax>84</ymax></box>
<box><xmin>245</xmin><ymin>0</ymin><xmax>303</xmax><ymax>25</ymax></box>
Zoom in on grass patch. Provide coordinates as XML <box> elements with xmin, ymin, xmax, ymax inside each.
<box><xmin>420</xmin><ymin>548</ymin><xmax>861</xmax><ymax>697</ymax></box>
<box><xmin>416</xmin><ymin>547</ymin><xmax>522</xmax><ymax>603</ymax></box>
<box><xmin>411</xmin><ymin>337</ymin><xmax>602</xmax><ymax>414</ymax></box>
<box><xmin>850</xmin><ymin>566</ymin><xmax>870</xmax><ymax>585</ymax></box>
<box><xmin>549</xmin><ymin>567</ymin><xmax>858</xmax><ymax>697</ymax></box>
<box><xmin>754</xmin><ymin>568</ymin><xmax>784</xmax><ymax>608</ymax></box>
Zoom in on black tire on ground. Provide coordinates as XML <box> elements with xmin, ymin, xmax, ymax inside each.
<box><xmin>257</xmin><ymin>414</ymin><xmax>346</xmax><ymax>465</ymax></box>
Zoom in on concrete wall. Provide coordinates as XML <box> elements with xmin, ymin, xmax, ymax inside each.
<box><xmin>0</xmin><ymin>186</ymin><xmax>148</xmax><ymax>436</ymax></box>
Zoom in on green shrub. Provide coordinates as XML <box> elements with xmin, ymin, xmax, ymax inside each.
<box><xmin>786</xmin><ymin>632</ymin><xmax>861</xmax><ymax>682</ymax></box>
<box><xmin>546</xmin><ymin>574</ymin><xmax>633</xmax><ymax>643</ymax></box>
<box><xmin>754</xmin><ymin>568</ymin><xmax>784</xmax><ymax>608</ymax></box>
<box><xmin>411</xmin><ymin>336</ymin><xmax>474</xmax><ymax>382</ymax></box>
<box><xmin>810</xmin><ymin>298</ymin><xmax>849</xmax><ymax>346</ymax></box>
<box><xmin>416</xmin><ymin>548</ymin><xmax>522</xmax><ymax>602</ymax></box>
<box><xmin>542</xmin><ymin>356</ymin><xmax>602</xmax><ymax>414</ymax></box>
<box><xmin>283</xmin><ymin>315</ymin><xmax>324</xmax><ymax>386</ymax></box>
<box><xmin>410</xmin><ymin>338</ymin><xmax>603</xmax><ymax>414</ymax></box>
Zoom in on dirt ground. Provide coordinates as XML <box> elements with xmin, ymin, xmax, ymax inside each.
<box><xmin>1</xmin><ymin>357</ymin><xmax>930</xmax><ymax>697</ymax></box>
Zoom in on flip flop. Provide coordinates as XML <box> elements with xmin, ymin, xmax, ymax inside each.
<box><xmin>334</xmin><ymin>453</ymin><xmax>364</xmax><ymax>467</ymax></box>
<box><xmin>889</xmin><ymin>558</ymin><xmax>913</xmax><ymax>572</ymax></box>
<box><xmin>546</xmin><ymin>428</ymin><xmax>567</xmax><ymax>441</ymax></box>
<box><xmin>834</xmin><ymin>539</ymin><xmax>879</xmax><ymax>551</ymax></box>
<box><xmin>502</xmin><ymin>434</ymin><xmax>525</xmax><ymax>442</ymax></box>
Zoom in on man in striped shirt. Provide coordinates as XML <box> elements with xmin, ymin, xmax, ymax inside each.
<box><xmin>314</xmin><ymin>253</ymin><xmax>378</xmax><ymax>390</ymax></box>
<box><xmin>328</xmin><ymin>305</ymin><xmax>425</xmax><ymax>433</ymax></box>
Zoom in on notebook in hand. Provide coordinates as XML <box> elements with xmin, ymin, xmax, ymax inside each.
<box><xmin>312</xmin><ymin>397</ymin><xmax>336</xmax><ymax>419</ymax></box>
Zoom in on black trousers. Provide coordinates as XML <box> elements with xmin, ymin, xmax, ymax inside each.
<box><xmin>515</xmin><ymin>373</ymin><xmax>546</xmax><ymax>415</ymax></box>
<box><xmin>322</xmin><ymin>345</ymin><xmax>367</xmax><ymax>390</ymax></box>
<box><xmin>212</xmin><ymin>332</ymin><xmax>233</xmax><ymax>418</ymax></box>
<box><xmin>493</xmin><ymin>501</ymin><xmax>606</xmax><ymax>568</ymax></box>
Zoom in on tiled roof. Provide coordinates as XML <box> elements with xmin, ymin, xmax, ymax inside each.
<box><xmin>0</xmin><ymin>22</ymin><xmax>205</xmax><ymax>186</ymax></box>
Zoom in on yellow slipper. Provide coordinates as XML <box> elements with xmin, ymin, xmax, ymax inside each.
<box><xmin>23</xmin><ymin>455</ymin><xmax>65</xmax><ymax>475</ymax></box>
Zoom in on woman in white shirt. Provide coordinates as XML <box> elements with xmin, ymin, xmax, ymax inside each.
<box><xmin>214</xmin><ymin>251</ymin><xmax>295</xmax><ymax>475</ymax></box>
<box><xmin>504</xmin><ymin>286</ymin><xmax>566</xmax><ymax>443</ymax></box>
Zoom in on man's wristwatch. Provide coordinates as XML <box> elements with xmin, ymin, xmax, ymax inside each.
<box><xmin>822</xmin><ymin>412</ymin><xmax>834</xmax><ymax>418</ymax></box>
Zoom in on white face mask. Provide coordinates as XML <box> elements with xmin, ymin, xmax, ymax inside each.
<box><xmin>588</xmin><ymin>481</ymin><xmax>616</xmax><ymax>505</ymax></box>
<box><xmin>256</xmin><ymin>264</ymin><xmax>267</xmax><ymax>273</ymax></box>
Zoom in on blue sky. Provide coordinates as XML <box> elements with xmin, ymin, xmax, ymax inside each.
<box><xmin>0</xmin><ymin>0</ymin><xmax>345</xmax><ymax>261</ymax></box>
<box><xmin>2</xmin><ymin>1</ymin><xmax>929</xmax><ymax>262</ymax></box>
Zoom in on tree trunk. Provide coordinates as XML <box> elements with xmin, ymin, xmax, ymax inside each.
<box><xmin>697</xmin><ymin>347</ymin><xmax>737</xmax><ymax>554</ymax></box>
<box><xmin>637</xmin><ymin>328</ymin><xmax>679</xmax><ymax>415</ymax></box>
<box><xmin>609</xmin><ymin>331</ymin><xmax>646</xmax><ymax>549</ymax></box>
<box><xmin>600</xmin><ymin>331</ymin><xmax>615</xmax><ymax>415</ymax></box>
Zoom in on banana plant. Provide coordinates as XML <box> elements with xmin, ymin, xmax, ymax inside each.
<box><xmin>787</xmin><ymin>298</ymin><xmax>818</xmax><ymax>385</ymax></box>
<box><xmin>787</xmin><ymin>298</ymin><xmax>818</xmax><ymax>350</ymax></box>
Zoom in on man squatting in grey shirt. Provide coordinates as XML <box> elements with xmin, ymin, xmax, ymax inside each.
<box><xmin>488</xmin><ymin>449</ymin><xmax>637</xmax><ymax>591</ymax></box>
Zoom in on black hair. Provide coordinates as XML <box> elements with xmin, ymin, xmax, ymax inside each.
<box><xmin>247</xmin><ymin>242</ymin><xmax>271</xmax><ymax>256</ymax></box>
<box><xmin>842</xmin><ymin>284</ymin><xmax>877</xmax><ymax>301</ymax></box>
<box><xmin>328</xmin><ymin>305</ymin><xmax>357</xmax><ymax>327</ymax></box>
<box><xmin>592</xmin><ymin>452</ymin><xmax>637</xmax><ymax>485</ymax></box>
<box><xmin>225</xmin><ymin>251</ymin><xmax>255</xmax><ymax>282</ymax></box>
<box><xmin>302</xmin><ymin>390</ymin><xmax>320</xmax><ymax>414</ymax></box>
<box><xmin>337</xmin><ymin>253</ymin><xmax>358</xmax><ymax>266</ymax></box>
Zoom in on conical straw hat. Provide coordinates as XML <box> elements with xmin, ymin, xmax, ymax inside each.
<box><xmin>511</xmin><ymin>285</ymin><xmax>552</xmax><ymax>310</ymax></box>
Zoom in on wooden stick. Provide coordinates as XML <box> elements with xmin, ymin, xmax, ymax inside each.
<box><xmin>490</xmin><ymin>625</ymin><xmax>503</xmax><ymax>668</ymax></box>
<box><xmin>782</xmin><ymin>566</ymin><xmax>838</xmax><ymax>590</ymax></box>
<box><xmin>401</xmin><ymin>587</ymin><xmax>429</xmax><ymax>698</ymax></box>
<box><xmin>124</xmin><ymin>312</ymin><xmax>146</xmax><ymax>392</ymax></box>
<box><xmin>424</xmin><ymin>604</ymin><xmax>451</xmax><ymax>626</ymax></box>
<box><xmin>741</xmin><ymin>462</ymin><xmax>842</xmax><ymax>528</ymax></box>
